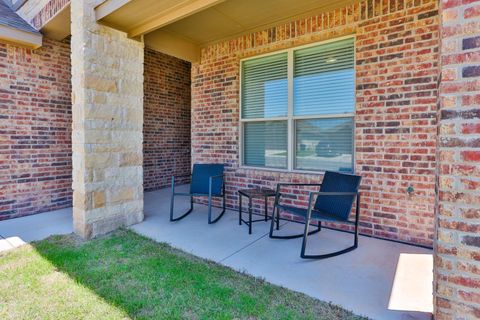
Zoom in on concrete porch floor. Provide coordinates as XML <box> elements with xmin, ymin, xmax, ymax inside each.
<box><xmin>0</xmin><ymin>185</ymin><xmax>433</xmax><ymax>320</ymax></box>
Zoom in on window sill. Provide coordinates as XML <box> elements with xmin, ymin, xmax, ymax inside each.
<box><xmin>238</xmin><ymin>166</ymin><xmax>327</xmax><ymax>176</ymax></box>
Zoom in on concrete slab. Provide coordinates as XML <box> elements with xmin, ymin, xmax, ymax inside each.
<box><xmin>134</xmin><ymin>185</ymin><xmax>288</xmax><ymax>262</ymax></box>
<box><xmin>0</xmin><ymin>186</ymin><xmax>434</xmax><ymax>320</ymax></box>
<box><xmin>221</xmin><ymin>222</ymin><xmax>432</xmax><ymax>320</ymax></box>
<box><xmin>138</xmin><ymin>187</ymin><xmax>433</xmax><ymax>320</ymax></box>
<box><xmin>0</xmin><ymin>207</ymin><xmax>72</xmax><ymax>242</ymax></box>
<box><xmin>0</xmin><ymin>236</ymin><xmax>27</xmax><ymax>252</ymax></box>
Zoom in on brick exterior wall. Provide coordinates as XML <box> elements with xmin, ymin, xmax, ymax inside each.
<box><xmin>16</xmin><ymin>0</ymin><xmax>68</xmax><ymax>29</ymax></box>
<box><xmin>30</xmin><ymin>0</ymin><xmax>70</xmax><ymax>30</ymax></box>
<box><xmin>435</xmin><ymin>0</ymin><xmax>480</xmax><ymax>318</ymax></box>
<box><xmin>0</xmin><ymin>38</ymin><xmax>190</xmax><ymax>220</ymax></box>
<box><xmin>143</xmin><ymin>48</ymin><xmax>191</xmax><ymax>191</ymax></box>
<box><xmin>0</xmin><ymin>38</ymin><xmax>72</xmax><ymax>220</ymax></box>
<box><xmin>192</xmin><ymin>0</ymin><xmax>440</xmax><ymax>247</ymax></box>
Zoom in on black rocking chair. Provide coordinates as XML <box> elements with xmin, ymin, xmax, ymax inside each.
<box><xmin>169</xmin><ymin>163</ymin><xmax>226</xmax><ymax>224</ymax></box>
<box><xmin>269</xmin><ymin>171</ymin><xmax>362</xmax><ymax>259</ymax></box>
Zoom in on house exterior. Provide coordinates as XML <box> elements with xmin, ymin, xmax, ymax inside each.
<box><xmin>0</xmin><ymin>0</ymin><xmax>479</xmax><ymax>318</ymax></box>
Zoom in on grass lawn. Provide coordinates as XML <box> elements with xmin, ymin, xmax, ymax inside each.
<box><xmin>0</xmin><ymin>230</ymin><xmax>367</xmax><ymax>320</ymax></box>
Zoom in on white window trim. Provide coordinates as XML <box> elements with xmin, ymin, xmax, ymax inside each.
<box><xmin>239</xmin><ymin>35</ymin><xmax>356</xmax><ymax>173</ymax></box>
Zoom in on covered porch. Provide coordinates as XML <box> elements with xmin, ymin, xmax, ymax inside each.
<box><xmin>2</xmin><ymin>0</ymin><xmax>477</xmax><ymax>318</ymax></box>
<box><xmin>0</xmin><ymin>185</ymin><xmax>433</xmax><ymax>320</ymax></box>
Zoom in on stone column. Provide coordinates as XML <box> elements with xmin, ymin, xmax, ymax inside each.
<box><xmin>71</xmin><ymin>0</ymin><xmax>144</xmax><ymax>239</ymax></box>
<box><xmin>435</xmin><ymin>0</ymin><xmax>480</xmax><ymax>318</ymax></box>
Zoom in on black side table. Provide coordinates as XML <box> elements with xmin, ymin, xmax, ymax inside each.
<box><xmin>238</xmin><ymin>188</ymin><xmax>277</xmax><ymax>234</ymax></box>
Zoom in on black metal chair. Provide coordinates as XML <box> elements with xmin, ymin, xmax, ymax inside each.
<box><xmin>169</xmin><ymin>164</ymin><xmax>226</xmax><ymax>224</ymax></box>
<box><xmin>269</xmin><ymin>171</ymin><xmax>362</xmax><ymax>259</ymax></box>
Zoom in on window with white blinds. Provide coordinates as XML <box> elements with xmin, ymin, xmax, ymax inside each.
<box><xmin>244</xmin><ymin>121</ymin><xmax>287</xmax><ymax>168</ymax></box>
<box><xmin>241</xmin><ymin>37</ymin><xmax>355</xmax><ymax>172</ymax></box>
<box><xmin>242</xmin><ymin>53</ymin><xmax>288</xmax><ymax>119</ymax></box>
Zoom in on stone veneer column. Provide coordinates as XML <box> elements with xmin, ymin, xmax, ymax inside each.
<box><xmin>70</xmin><ymin>0</ymin><xmax>144</xmax><ymax>238</ymax></box>
<box><xmin>435</xmin><ymin>0</ymin><xmax>480</xmax><ymax>318</ymax></box>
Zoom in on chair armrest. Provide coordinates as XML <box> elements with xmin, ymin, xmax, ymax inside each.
<box><xmin>172</xmin><ymin>174</ymin><xmax>192</xmax><ymax>179</ymax></box>
<box><xmin>208</xmin><ymin>175</ymin><xmax>224</xmax><ymax>195</ymax></box>
<box><xmin>171</xmin><ymin>174</ymin><xmax>191</xmax><ymax>183</ymax></box>
<box><xmin>171</xmin><ymin>174</ymin><xmax>192</xmax><ymax>191</ymax></box>
<box><xmin>277</xmin><ymin>183</ymin><xmax>323</xmax><ymax>188</ymax></box>
<box><xmin>308</xmin><ymin>191</ymin><xmax>358</xmax><ymax>196</ymax></box>
<box><xmin>274</xmin><ymin>183</ymin><xmax>323</xmax><ymax>206</ymax></box>
<box><xmin>208</xmin><ymin>174</ymin><xmax>224</xmax><ymax>181</ymax></box>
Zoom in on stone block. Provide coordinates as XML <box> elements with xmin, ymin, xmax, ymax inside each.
<box><xmin>92</xmin><ymin>191</ymin><xmax>105</xmax><ymax>209</ymax></box>
<box><xmin>71</xmin><ymin>0</ymin><xmax>144</xmax><ymax>241</ymax></box>
<box><xmin>84</xmin><ymin>75</ymin><xmax>117</xmax><ymax>93</ymax></box>
<box><xmin>120</xmin><ymin>153</ymin><xmax>143</xmax><ymax>167</ymax></box>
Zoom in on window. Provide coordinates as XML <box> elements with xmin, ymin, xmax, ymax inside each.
<box><xmin>240</xmin><ymin>37</ymin><xmax>355</xmax><ymax>172</ymax></box>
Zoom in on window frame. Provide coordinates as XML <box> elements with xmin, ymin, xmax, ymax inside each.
<box><xmin>239</xmin><ymin>35</ymin><xmax>356</xmax><ymax>174</ymax></box>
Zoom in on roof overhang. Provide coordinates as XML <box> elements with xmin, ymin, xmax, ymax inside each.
<box><xmin>96</xmin><ymin>0</ymin><xmax>354</xmax><ymax>63</ymax></box>
<box><xmin>0</xmin><ymin>24</ymin><xmax>42</xmax><ymax>49</ymax></box>
<box><xmin>96</xmin><ymin>0</ymin><xmax>225</xmax><ymax>38</ymax></box>
<box><xmin>39</xmin><ymin>3</ymin><xmax>71</xmax><ymax>41</ymax></box>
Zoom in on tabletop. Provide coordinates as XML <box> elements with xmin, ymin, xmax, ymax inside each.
<box><xmin>238</xmin><ymin>188</ymin><xmax>276</xmax><ymax>198</ymax></box>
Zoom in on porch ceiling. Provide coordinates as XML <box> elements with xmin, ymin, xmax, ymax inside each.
<box><xmin>96</xmin><ymin>0</ymin><xmax>354</xmax><ymax>62</ymax></box>
<box><xmin>156</xmin><ymin>0</ymin><xmax>353</xmax><ymax>46</ymax></box>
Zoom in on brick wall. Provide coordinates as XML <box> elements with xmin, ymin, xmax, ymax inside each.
<box><xmin>29</xmin><ymin>0</ymin><xmax>70</xmax><ymax>30</ymax></box>
<box><xmin>192</xmin><ymin>0</ymin><xmax>440</xmax><ymax>246</ymax></box>
<box><xmin>143</xmin><ymin>48</ymin><xmax>191</xmax><ymax>191</ymax></box>
<box><xmin>0</xmin><ymin>38</ymin><xmax>72</xmax><ymax>220</ymax></box>
<box><xmin>16</xmin><ymin>0</ymin><xmax>69</xmax><ymax>29</ymax></box>
<box><xmin>435</xmin><ymin>0</ymin><xmax>480</xmax><ymax>318</ymax></box>
<box><xmin>0</xmin><ymin>39</ymin><xmax>191</xmax><ymax>220</ymax></box>
<box><xmin>16</xmin><ymin>0</ymin><xmax>51</xmax><ymax>23</ymax></box>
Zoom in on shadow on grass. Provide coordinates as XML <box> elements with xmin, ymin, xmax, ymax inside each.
<box><xmin>23</xmin><ymin>229</ymin><xmax>367</xmax><ymax>319</ymax></box>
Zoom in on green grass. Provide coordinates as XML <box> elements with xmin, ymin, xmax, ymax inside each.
<box><xmin>0</xmin><ymin>230</ymin><xmax>367</xmax><ymax>320</ymax></box>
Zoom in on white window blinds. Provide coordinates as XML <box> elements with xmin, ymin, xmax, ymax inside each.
<box><xmin>241</xmin><ymin>53</ymin><xmax>288</xmax><ymax>119</ymax></box>
<box><xmin>241</xmin><ymin>37</ymin><xmax>355</xmax><ymax>172</ymax></box>
<box><xmin>293</xmin><ymin>37</ymin><xmax>355</xmax><ymax>116</ymax></box>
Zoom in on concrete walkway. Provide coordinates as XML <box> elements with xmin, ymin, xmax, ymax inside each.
<box><xmin>0</xmin><ymin>185</ymin><xmax>433</xmax><ymax>320</ymax></box>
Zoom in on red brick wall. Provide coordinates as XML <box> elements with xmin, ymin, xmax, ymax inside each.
<box><xmin>29</xmin><ymin>0</ymin><xmax>70</xmax><ymax>29</ymax></box>
<box><xmin>0</xmin><ymin>42</ymin><xmax>191</xmax><ymax>219</ymax></box>
<box><xmin>0</xmin><ymin>38</ymin><xmax>72</xmax><ymax>220</ymax></box>
<box><xmin>435</xmin><ymin>0</ymin><xmax>480</xmax><ymax>318</ymax></box>
<box><xmin>143</xmin><ymin>48</ymin><xmax>191</xmax><ymax>191</ymax></box>
<box><xmin>192</xmin><ymin>0</ymin><xmax>439</xmax><ymax>246</ymax></box>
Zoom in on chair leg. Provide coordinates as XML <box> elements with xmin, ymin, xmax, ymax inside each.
<box><xmin>169</xmin><ymin>177</ymin><xmax>175</xmax><ymax>221</ymax></box>
<box><xmin>239</xmin><ymin>194</ymin><xmax>242</xmax><ymax>225</ymax></box>
<box><xmin>269</xmin><ymin>205</ymin><xmax>276</xmax><ymax>238</ymax></box>
<box><xmin>300</xmin><ymin>225</ymin><xmax>358</xmax><ymax>260</ymax></box>
<box><xmin>169</xmin><ymin>187</ymin><xmax>174</xmax><ymax>221</ymax></box>
<box><xmin>223</xmin><ymin>187</ymin><xmax>226</xmax><ymax>212</ymax></box>
<box><xmin>208</xmin><ymin>194</ymin><xmax>227</xmax><ymax>224</ymax></box>
<box><xmin>300</xmin><ymin>194</ymin><xmax>361</xmax><ymax>259</ymax></box>
<box><xmin>170</xmin><ymin>175</ymin><xmax>194</xmax><ymax>222</ymax></box>
<box><xmin>354</xmin><ymin>194</ymin><xmax>360</xmax><ymax>247</ymax></box>
<box><xmin>264</xmin><ymin>196</ymin><xmax>268</xmax><ymax>221</ymax></box>
<box><xmin>207</xmin><ymin>192</ymin><xmax>212</xmax><ymax>223</ymax></box>
<box><xmin>170</xmin><ymin>194</ymin><xmax>194</xmax><ymax>222</ymax></box>
<box><xmin>269</xmin><ymin>207</ymin><xmax>320</xmax><ymax>240</ymax></box>
<box><xmin>248</xmin><ymin>197</ymin><xmax>252</xmax><ymax>234</ymax></box>
<box><xmin>300</xmin><ymin>215</ymin><xmax>311</xmax><ymax>257</ymax></box>
<box><xmin>276</xmin><ymin>206</ymin><xmax>280</xmax><ymax>230</ymax></box>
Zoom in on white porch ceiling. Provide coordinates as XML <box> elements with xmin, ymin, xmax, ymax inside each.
<box><xmin>96</xmin><ymin>0</ymin><xmax>353</xmax><ymax>62</ymax></box>
<box><xmin>161</xmin><ymin>0</ymin><xmax>353</xmax><ymax>46</ymax></box>
<box><xmin>28</xmin><ymin>0</ymin><xmax>354</xmax><ymax>60</ymax></box>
